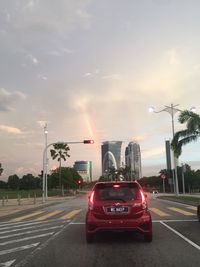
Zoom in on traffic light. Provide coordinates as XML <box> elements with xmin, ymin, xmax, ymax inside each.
<box><xmin>83</xmin><ymin>140</ymin><xmax>94</xmax><ymax>144</ymax></box>
<box><xmin>77</xmin><ymin>180</ymin><xmax>81</xmax><ymax>185</ymax></box>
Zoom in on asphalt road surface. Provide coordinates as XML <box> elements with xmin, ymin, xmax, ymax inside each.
<box><xmin>1</xmin><ymin>193</ymin><xmax>200</xmax><ymax>267</ymax></box>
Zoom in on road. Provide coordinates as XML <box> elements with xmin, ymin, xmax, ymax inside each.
<box><xmin>0</xmin><ymin>193</ymin><xmax>200</xmax><ymax>267</ymax></box>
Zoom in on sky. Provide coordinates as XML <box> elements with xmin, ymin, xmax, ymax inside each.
<box><xmin>1</xmin><ymin>0</ymin><xmax>200</xmax><ymax>181</ymax></box>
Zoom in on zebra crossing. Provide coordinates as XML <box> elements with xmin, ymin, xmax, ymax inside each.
<box><xmin>149</xmin><ymin>205</ymin><xmax>197</xmax><ymax>217</ymax></box>
<box><xmin>0</xmin><ymin>205</ymin><xmax>198</xmax><ymax>266</ymax></box>
<box><xmin>0</xmin><ymin>209</ymin><xmax>82</xmax><ymax>267</ymax></box>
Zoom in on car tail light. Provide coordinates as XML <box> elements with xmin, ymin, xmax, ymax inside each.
<box><xmin>88</xmin><ymin>191</ymin><xmax>95</xmax><ymax>210</ymax></box>
<box><xmin>140</xmin><ymin>190</ymin><xmax>147</xmax><ymax>210</ymax></box>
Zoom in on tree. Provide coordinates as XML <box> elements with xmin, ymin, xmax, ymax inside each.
<box><xmin>48</xmin><ymin>167</ymin><xmax>82</xmax><ymax>189</ymax></box>
<box><xmin>0</xmin><ymin>163</ymin><xmax>3</xmax><ymax>176</ymax></box>
<box><xmin>8</xmin><ymin>174</ymin><xmax>20</xmax><ymax>190</ymax></box>
<box><xmin>171</xmin><ymin>110</ymin><xmax>200</xmax><ymax>157</ymax></box>
<box><xmin>0</xmin><ymin>180</ymin><xmax>7</xmax><ymax>189</ymax></box>
<box><xmin>50</xmin><ymin>143</ymin><xmax>70</xmax><ymax>189</ymax></box>
<box><xmin>118</xmin><ymin>166</ymin><xmax>131</xmax><ymax>180</ymax></box>
<box><xmin>107</xmin><ymin>167</ymin><xmax>117</xmax><ymax>181</ymax></box>
<box><xmin>20</xmin><ymin>173</ymin><xmax>37</xmax><ymax>190</ymax></box>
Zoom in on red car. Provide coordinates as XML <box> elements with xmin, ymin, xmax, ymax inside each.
<box><xmin>85</xmin><ymin>181</ymin><xmax>152</xmax><ymax>243</ymax></box>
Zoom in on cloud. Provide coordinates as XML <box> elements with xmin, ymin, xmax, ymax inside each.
<box><xmin>26</xmin><ymin>54</ymin><xmax>39</xmax><ymax>65</ymax></box>
<box><xmin>165</xmin><ymin>48</ymin><xmax>180</xmax><ymax>65</ymax></box>
<box><xmin>38</xmin><ymin>75</ymin><xmax>47</xmax><ymax>80</ymax></box>
<box><xmin>102</xmin><ymin>74</ymin><xmax>122</xmax><ymax>80</ymax></box>
<box><xmin>36</xmin><ymin>120</ymin><xmax>48</xmax><ymax>127</ymax></box>
<box><xmin>0</xmin><ymin>88</ymin><xmax>26</xmax><ymax>112</ymax></box>
<box><xmin>142</xmin><ymin>146</ymin><xmax>165</xmax><ymax>159</ymax></box>
<box><xmin>83</xmin><ymin>69</ymin><xmax>99</xmax><ymax>78</ymax></box>
<box><xmin>0</xmin><ymin>125</ymin><xmax>22</xmax><ymax>134</ymax></box>
<box><xmin>2</xmin><ymin>0</ymin><xmax>93</xmax><ymax>38</ymax></box>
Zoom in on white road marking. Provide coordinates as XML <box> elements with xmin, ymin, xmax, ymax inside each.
<box><xmin>0</xmin><ymin>232</ymin><xmax>54</xmax><ymax>246</ymax></box>
<box><xmin>0</xmin><ymin>220</ymin><xmax>68</xmax><ymax>235</ymax></box>
<box><xmin>153</xmin><ymin>219</ymin><xmax>198</xmax><ymax>223</ymax></box>
<box><xmin>0</xmin><ymin>221</ymin><xmax>52</xmax><ymax>231</ymax></box>
<box><xmin>0</xmin><ymin>225</ymin><xmax>63</xmax><ymax>239</ymax></box>
<box><xmin>0</xmin><ymin>260</ymin><xmax>16</xmax><ymax>267</ymax></box>
<box><xmin>0</xmin><ymin>243</ymin><xmax>39</xmax><ymax>256</ymax></box>
<box><xmin>68</xmin><ymin>219</ymin><xmax>199</xmax><ymax>225</ymax></box>
<box><xmin>69</xmin><ymin>222</ymin><xmax>85</xmax><ymax>225</ymax></box>
<box><xmin>160</xmin><ymin>221</ymin><xmax>200</xmax><ymax>251</ymax></box>
<box><xmin>0</xmin><ymin>218</ymin><xmax>68</xmax><ymax>230</ymax></box>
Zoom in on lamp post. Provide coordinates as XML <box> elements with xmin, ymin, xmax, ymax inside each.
<box><xmin>181</xmin><ymin>163</ymin><xmax>186</xmax><ymax>195</ymax></box>
<box><xmin>149</xmin><ymin>104</ymin><xmax>181</xmax><ymax>196</ymax></box>
<box><xmin>44</xmin><ymin>124</ymin><xmax>48</xmax><ymax>200</ymax></box>
<box><xmin>42</xmin><ymin>140</ymin><xmax>94</xmax><ymax>202</ymax></box>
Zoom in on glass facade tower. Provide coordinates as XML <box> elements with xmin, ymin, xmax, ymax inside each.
<box><xmin>101</xmin><ymin>141</ymin><xmax>122</xmax><ymax>175</ymax></box>
<box><xmin>125</xmin><ymin>142</ymin><xmax>142</xmax><ymax>180</ymax></box>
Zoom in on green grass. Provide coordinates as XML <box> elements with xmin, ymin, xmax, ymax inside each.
<box><xmin>158</xmin><ymin>195</ymin><xmax>200</xmax><ymax>206</ymax></box>
<box><xmin>0</xmin><ymin>189</ymin><xmax>72</xmax><ymax>199</ymax></box>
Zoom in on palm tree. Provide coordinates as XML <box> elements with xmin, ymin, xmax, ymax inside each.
<box><xmin>171</xmin><ymin>110</ymin><xmax>200</xmax><ymax>157</ymax></box>
<box><xmin>50</xmin><ymin>143</ymin><xmax>70</xmax><ymax>189</ymax></box>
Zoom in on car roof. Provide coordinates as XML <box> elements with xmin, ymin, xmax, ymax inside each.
<box><xmin>95</xmin><ymin>181</ymin><xmax>139</xmax><ymax>185</ymax></box>
<box><xmin>93</xmin><ymin>181</ymin><xmax>140</xmax><ymax>188</ymax></box>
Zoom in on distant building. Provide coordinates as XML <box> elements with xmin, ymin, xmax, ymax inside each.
<box><xmin>101</xmin><ymin>141</ymin><xmax>122</xmax><ymax>175</ymax></box>
<box><xmin>73</xmin><ymin>161</ymin><xmax>92</xmax><ymax>183</ymax></box>
<box><xmin>125</xmin><ymin>142</ymin><xmax>142</xmax><ymax>180</ymax></box>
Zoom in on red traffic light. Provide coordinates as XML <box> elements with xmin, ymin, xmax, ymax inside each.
<box><xmin>77</xmin><ymin>180</ymin><xmax>81</xmax><ymax>184</ymax></box>
<box><xmin>83</xmin><ymin>140</ymin><xmax>94</xmax><ymax>144</ymax></box>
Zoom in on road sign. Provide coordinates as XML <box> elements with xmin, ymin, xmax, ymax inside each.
<box><xmin>161</xmin><ymin>174</ymin><xmax>166</xmax><ymax>179</ymax></box>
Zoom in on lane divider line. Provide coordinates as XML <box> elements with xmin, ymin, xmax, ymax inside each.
<box><xmin>160</xmin><ymin>221</ymin><xmax>200</xmax><ymax>251</ymax></box>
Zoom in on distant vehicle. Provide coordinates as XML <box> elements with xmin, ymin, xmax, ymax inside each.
<box><xmin>152</xmin><ymin>190</ymin><xmax>159</xmax><ymax>194</ymax></box>
<box><xmin>85</xmin><ymin>181</ymin><xmax>152</xmax><ymax>243</ymax></box>
<box><xmin>197</xmin><ymin>205</ymin><xmax>200</xmax><ymax>222</ymax></box>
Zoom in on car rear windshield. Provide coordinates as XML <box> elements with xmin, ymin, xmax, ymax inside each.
<box><xmin>95</xmin><ymin>183</ymin><xmax>140</xmax><ymax>202</ymax></box>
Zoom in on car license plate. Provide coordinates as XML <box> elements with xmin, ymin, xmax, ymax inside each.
<box><xmin>107</xmin><ymin>207</ymin><xmax>128</xmax><ymax>213</ymax></box>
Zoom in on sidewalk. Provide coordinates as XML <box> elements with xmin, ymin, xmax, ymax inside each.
<box><xmin>0</xmin><ymin>196</ymin><xmax>75</xmax><ymax>218</ymax></box>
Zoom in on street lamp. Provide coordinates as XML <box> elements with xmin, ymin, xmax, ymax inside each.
<box><xmin>149</xmin><ymin>104</ymin><xmax>196</xmax><ymax>196</ymax></box>
<box><xmin>149</xmin><ymin>104</ymin><xmax>181</xmax><ymax>196</ymax></box>
<box><xmin>42</xmin><ymin>140</ymin><xmax>94</xmax><ymax>202</ymax></box>
<box><xmin>44</xmin><ymin>124</ymin><xmax>48</xmax><ymax>201</ymax></box>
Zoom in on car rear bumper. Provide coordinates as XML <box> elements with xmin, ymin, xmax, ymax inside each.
<box><xmin>86</xmin><ymin>210</ymin><xmax>152</xmax><ymax>234</ymax></box>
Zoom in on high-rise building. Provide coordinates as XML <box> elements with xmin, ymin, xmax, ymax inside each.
<box><xmin>101</xmin><ymin>141</ymin><xmax>122</xmax><ymax>175</ymax></box>
<box><xmin>125</xmin><ymin>142</ymin><xmax>142</xmax><ymax>180</ymax></box>
<box><xmin>74</xmin><ymin>161</ymin><xmax>92</xmax><ymax>183</ymax></box>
